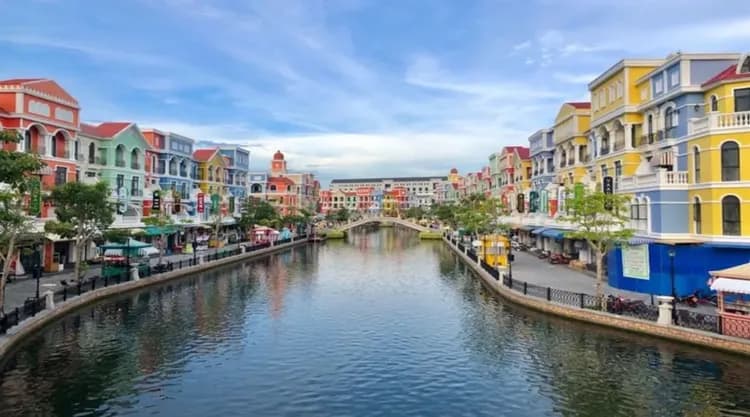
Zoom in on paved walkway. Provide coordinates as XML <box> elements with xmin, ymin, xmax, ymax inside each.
<box><xmin>509</xmin><ymin>250</ymin><xmax>716</xmax><ymax>313</ymax></box>
<box><xmin>2</xmin><ymin>243</ymin><xmax>242</xmax><ymax>310</ymax></box>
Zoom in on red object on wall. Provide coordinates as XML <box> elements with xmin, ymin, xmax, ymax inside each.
<box><xmin>197</xmin><ymin>193</ymin><xmax>205</xmax><ymax>213</ymax></box>
<box><xmin>549</xmin><ymin>200</ymin><xmax>558</xmax><ymax>217</ymax></box>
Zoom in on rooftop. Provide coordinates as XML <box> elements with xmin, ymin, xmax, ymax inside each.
<box><xmin>331</xmin><ymin>176</ymin><xmax>448</xmax><ymax>184</ymax></box>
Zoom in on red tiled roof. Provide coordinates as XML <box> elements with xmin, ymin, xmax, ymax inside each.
<box><xmin>269</xmin><ymin>176</ymin><xmax>295</xmax><ymax>186</ymax></box>
<box><xmin>80</xmin><ymin>122</ymin><xmax>131</xmax><ymax>138</ymax></box>
<box><xmin>504</xmin><ymin>146</ymin><xmax>530</xmax><ymax>160</ymax></box>
<box><xmin>193</xmin><ymin>148</ymin><xmax>218</xmax><ymax>162</ymax></box>
<box><xmin>702</xmin><ymin>64</ymin><xmax>750</xmax><ymax>87</ymax></box>
<box><xmin>567</xmin><ymin>102</ymin><xmax>591</xmax><ymax>109</ymax></box>
<box><xmin>0</xmin><ymin>78</ymin><xmax>79</xmax><ymax>105</ymax></box>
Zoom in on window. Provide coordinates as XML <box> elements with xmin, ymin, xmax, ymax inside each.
<box><xmin>609</xmin><ymin>86</ymin><xmax>615</xmax><ymax>103</ymax></box>
<box><xmin>722</xmin><ymin>195</ymin><xmax>741</xmax><ymax>236</ymax></box>
<box><xmin>640</xmin><ymin>87</ymin><xmax>647</xmax><ymax>101</ymax></box>
<box><xmin>54</xmin><ymin>167</ymin><xmax>67</xmax><ymax>186</ymax></box>
<box><xmin>670</xmin><ymin>70</ymin><xmax>679</xmax><ymax>86</ymax></box>
<box><xmin>654</xmin><ymin>77</ymin><xmax>663</xmax><ymax>94</ymax></box>
<box><xmin>665</xmin><ymin>107</ymin><xmax>676</xmax><ymax>131</ymax></box>
<box><xmin>614</xmin><ymin>160</ymin><xmax>622</xmax><ymax>177</ymax></box>
<box><xmin>693</xmin><ymin>147</ymin><xmax>701</xmax><ymax>183</ymax></box>
<box><xmin>116</xmin><ymin>174</ymin><xmax>124</xmax><ymax>190</ymax></box>
<box><xmin>735</xmin><ymin>88</ymin><xmax>750</xmax><ymax>112</ymax></box>
<box><xmin>88</xmin><ymin>142</ymin><xmax>96</xmax><ymax>164</ymax></box>
<box><xmin>617</xmin><ymin>80</ymin><xmax>623</xmax><ymax>98</ymax></box>
<box><xmin>601</xmin><ymin>164</ymin><xmax>608</xmax><ymax>178</ymax></box>
<box><xmin>270</xmin><ymin>184</ymin><xmax>277</xmax><ymax>191</ymax></box>
<box><xmin>693</xmin><ymin>197</ymin><xmax>702</xmax><ymax>234</ymax></box>
<box><xmin>721</xmin><ymin>141</ymin><xmax>740</xmax><ymax>181</ymax></box>
<box><xmin>710</xmin><ymin>95</ymin><xmax>718</xmax><ymax>112</ymax></box>
<box><xmin>131</xmin><ymin>177</ymin><xmax>140</xmax><ymax>195</ymax></box>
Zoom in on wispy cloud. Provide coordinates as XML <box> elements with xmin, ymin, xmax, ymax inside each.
<box><xmin>553</xmin><ymin>72</ymin><xmax>599</xmax><ymax>84</ymax></box>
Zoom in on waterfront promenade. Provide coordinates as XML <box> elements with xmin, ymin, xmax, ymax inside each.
<box><xmin>2</xmin><ymin>243</ymin><xmax>243</xmax><ymax>311</ymax></box>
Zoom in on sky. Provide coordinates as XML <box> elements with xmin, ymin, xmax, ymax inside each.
<box><xmin>2</xmin><ymin>0</ymin><xmax>750</xmax><ymax>186</ymax></box>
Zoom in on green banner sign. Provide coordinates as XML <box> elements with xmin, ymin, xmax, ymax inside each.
<box><xmin>229</xmin><ymin>196</ymin><xmax>235</xmax><ymax>213</ymax></box>
<box><xmin>28</xmin><ymin>178</ymin><xmax>41</xmax><ymax>216</ymax></box>
<box><xmin>211</xmin><ymin>194</ymin><xmax>220</xmax><ymax>214</ymax></box>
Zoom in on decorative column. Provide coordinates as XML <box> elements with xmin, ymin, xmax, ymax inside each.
<box><xmin>624</xmin><ymin>123</ymin><xmax>633</xmax><ymax>150</ymax></box>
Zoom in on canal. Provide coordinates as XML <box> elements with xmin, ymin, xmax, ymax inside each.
<box><xmin>1</xmin><ymin>228</ymin><xmax>750</xmax><ymax>416</ymax></box>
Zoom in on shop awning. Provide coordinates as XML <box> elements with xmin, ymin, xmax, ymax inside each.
<box><xmin>628</xmin><ymin>237</ymin><xmax>656</xmax><ymax>245</ymax></box>
<box><xmin>531</xmin><ymin>228</ymin><xmax>547</xmax><ymax>235</ymax></box>
<box><xmin>519</xmin><ymin>225</ymin><xmax>538</xmax><ymax>231</ymax></box>
<box><xmin>144</xmin><ymin>225</ymin><xmax>179</xmax><ymax>236</ymax></box>
<box><xmin>541</xmin><ymin>228</ymin><xmax>567</xmax><ymax>240</ymax></box>
<box><xmin>710</xmin><ymin>278</ymin><xmax>750</xmax><ymax>294</ymax></box>
<box><xmin>710</xmin><ymin>262</ymin><xmax>750</xmax><ymax>280</ymax></box>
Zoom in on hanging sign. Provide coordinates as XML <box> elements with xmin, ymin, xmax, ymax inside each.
<box><xmin>197</xmin><ymin>193</ymin><xmax>205</xmax><ymax>213</ymax></box>
<box><xmin>28</xmin><ymin>178</ymin><xmax>41</xmax><ymax>216</ymax></box>
<box><xmin>211</xmin><ymin>194</ymin><xmax>220</xmax><ymax>213</ymax></box>
<box><xmin>152</xmin><ymin>190</ymin><xmax>161</xmax><ymax>212</ymax></box>
<box><xmin>229</xmin><ymin>196</ymin><xmax>235</xmax><ymax>213</ymax></box>
<box><xmin>516</xmin><ymin>194</ymin><xmax>525</xmax><ymax>213</ymax></box>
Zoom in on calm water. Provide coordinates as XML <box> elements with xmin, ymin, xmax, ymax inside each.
<box><xmin>2</xmin><ymin>228</ymin><xmax>750</xmax><ymax>417</ymax></box>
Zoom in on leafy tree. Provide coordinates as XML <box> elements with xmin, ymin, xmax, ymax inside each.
<box><xmin>431</xmin><ymin>203</ymin><xmax>457</xmax><ymax>227</ymax></box>
<box><xmin>560</xmin><ymin>188</ymin><xmax>633</xmax><ymax>307</ymax></box>
<box><xmin>45</xmin><ymin>182</ymin><xmax>115</xmax><ymax>283</ymax></box>
<box><xmin>101</xmin><ymin>229</ymin><xmax>130</xmax><ymax>244</ymax></box>
<box><xmin>455</xmin><ymin>194</ymin><xmax>505</xmax><ymax>235</ymax></box>
<box><xmin>335</xmin><ymin>207</ymin><xmax>350</xmax><ymax>222</ymax></box>
<box><xmin>238</xmin><ymin>198</ymin><xmax>279</xmax><ymax>230</ymax></box>
<box><xmin>0</xmin><ymin>129</ymin><xmax>44</xmax><ymax>312</ymax></box>
<box><xmin>142</xmin><ymin>211</ymin><xmax>176</xmax><ymax>266</ymax></box>
<box><xmin>404</xmin><ymin>206</ymin><xmax>426</xmax><ymax>220</ymax></box>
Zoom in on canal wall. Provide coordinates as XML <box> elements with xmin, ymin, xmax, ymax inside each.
<box><xmin>0</xmin><ymin>239</ymin><xmax>308</xmax><ymax>360</ymax></box>
<box><xmin>443</xmin><ymin>237</ymin><xmax>750</xmax><ymax>357</ymax></box>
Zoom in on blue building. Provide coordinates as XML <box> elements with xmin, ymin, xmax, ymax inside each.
<box><xmin>528</xmin><ymin>127</ymin><xmax>555</xmax><ymax>192</ymax></box>
<box><xmin>143</xmin><ymin>129</ymin><xmax>197</xmax><ymax>216</ymax></box>
<box><xmin>608</xmin><ymin>52</ymin><xmax>745</xmax><ymax>296</ymax></box>
<box><xmin>218</xmin><ymin>146</ymin><xmax>250</xmax><ymax>216</ymax></box>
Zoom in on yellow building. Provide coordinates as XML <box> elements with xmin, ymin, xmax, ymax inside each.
<box><xmin>552</xmin><ymin>102</ymin><xmax>591</xmax><ymax>187</ymax></box>
<box><xmin>687</xmin><ymin>55</ymin><xmax>750</xmax><ymax>237</ymax></box>
<box><xmin>588</xmin><ymin>59</ymin><xmax>663</xmax><ymax>187</ymax></box>
<box><xmin>193</xmin><ymin>148</ymin><xmax>227</xmax><ymax>197</ymax></box>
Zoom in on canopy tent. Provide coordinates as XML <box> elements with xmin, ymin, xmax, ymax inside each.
<box><xmin>710</xmin><ymin>278</ymin><xmax>750</xmax><ymax>295</ymax></box>
<box><xmin>144</xmin><ymin>225</ymin><xmax>179</xmax><ymax>236</ymax></box>
<box><xmin>99</xmin><ymin>238</ymin><xmax>152</xmax><ymax>250</ymax></box>
<box><xmin>710</xmin><ymin>263</ymin><xmax>750</xmax><ymax>280</ymax></box>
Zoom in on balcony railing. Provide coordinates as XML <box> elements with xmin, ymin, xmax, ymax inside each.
<box><xmin>76</xmin><ymin>153</ymin><xmax>85</xmax><ymax>162</ymax></box>
<box><xmin>664</xmin><ymin>127</ymin><xmax>676</xmax><ymax>140</ymax></box>
<box><xmin>96</xmin><ymin>156</ymin><xmax>108</xmax><ymax>166</ymax></box>
<box><xmin>560</xmin><ymin>161</ymin><xmax>567</xmax><ymax>168</ymax></box>
<box><xmin>656</xmin><ymin>130</ymin><xmax>665</xmax><ymax>141</ymax></box>
<box><xmin>600</xmin><ymin>146</ymin><xmax>610</xmax><ymax>155</ymax></box>
<box><xmin>567</xmin><ymin>158</ymin><xmax>575</xmax><ymax>165</ymax></box>
<box><xmin>31</xmin><ymin>144</ymin><xmax>46</xmax><ymax>155</ymax></box>
<box><xmin>688</xmin><ymin>111</ymin><xmax>750</xmax><ymax>135</ymax></box>
<box><xmin>131</xmin><ymin>189</ymin><xmax>143</xmax><ymax>197</ymax></box>
<box><xmin>613</xmin><ymin>140</ymin><xmax>625</xmax><ymax>151</ymax></box>
<box><xmin>179</xmin><ymin>170</ymin><xmax>188</xmax><ymax>177</ymax></box>
<box><xmin>617</xmin><ymin>170</ymin><xmax>689</xmax><ymax>191</ymax></box>
<box><xmin>639</xmin><ymin>133</ymin><xmax>655</xmax><ymax>146</ymax></box>
<box><xmin>131</xmin><ymin>162</ymin><xmax>141</xmax><ymax>170</ymax></box>
<box><xmin>115</xmin><ymin>159</ymin><xmax>126</xmax><ymax>167</ymax></box>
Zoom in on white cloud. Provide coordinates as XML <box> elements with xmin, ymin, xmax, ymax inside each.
<box><xmin>553</xmin><ymin>72</ymin><xmax>599</xmax><ymax>84</ymax></box>
<box><xmin>512</xmin><ymin>40</ymin><xmax>532</xmax><ymax>51</ymax></box>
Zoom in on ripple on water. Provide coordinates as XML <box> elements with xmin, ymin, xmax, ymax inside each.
<box><xmin>2</xmin><ymin>231</ymin><xmax>750</xmax><ymax>417</ymax></box>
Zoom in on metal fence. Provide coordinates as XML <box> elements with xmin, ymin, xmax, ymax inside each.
<box><xmin>445</xmin><ymin>235</ymin><xmax>726</xmax><ymax>337</ymax></box>
<box><xmin>0</xmin><ymin>236</ymin><xmax>306</xmax><ymax>335</ymax></box>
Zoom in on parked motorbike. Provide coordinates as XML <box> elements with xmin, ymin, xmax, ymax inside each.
<box><xmin>675</xmin><ymin>292</ymin><xmax>699</xmax><ymax>308</ymax></box>
<box><xmin>537</xmin><ymin>250</ymin><xmax>549</xmax><ymax>260</ymax></box>
<box><xmin>549</xmin><ymin>253</ymin><xmax>571</xmax><ymax>265</ymax></box>
<box><xmin>607</xmin><ymin>295</ymin><xmax>649</xmax><ymax>314</ymax></box>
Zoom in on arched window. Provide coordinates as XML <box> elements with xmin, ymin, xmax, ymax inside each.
<box><xmin>115</xmin><ymin>145</ymin><xmax>126</xmax><ymax>167</ymax></box>
<box><xmin>664</xmin><ymin>106</ymin><xmax>676</xmax><ymax>135</ymax></box>
<box><xmin>722</xmin><ymin>195</ymin><xmax>741</xmax><ymax>236</ymax></box>
<box><xmin>88</xmin><ymin>142</ymin><xmax>96</xmax><ymax>164</ymax></box>
<box><xmin>269</xmin><ymin>184</ymin><xmax>277</xmax><ymax>191</ymax></box>
<box><xmin>130</xmin><ymin>148</ymin><xmax>140</xmax><ymax>169</ymax></box>
<box><xmin>721</xmin><ymin>141</ymin><xmax>740</xmax><ymax>181</ymax></box>
<box><xmin>169</xmin><ymin>158</ymin><xmax>177</xmax><ymax>175</ymax></box>
<box><xmin>710</xmin><ymin>95</ymin><xmax>718</xmax><ymax>112</ymax></box>
<box><xmin>693</xmin><ymin>146</ymin><xmax>701</xmax><ymax>183</ymax></box>
<box><xmin>251</xmin><ymin>184</ymin><xmax>262</xmax><ymax>193</ymax></box>
<box><xmin>24</xmin><ymin>129</ymin><xmax>32</xmax><ymax>151</ymax></box>
<box><xmin>693</xmin><ymin>197</ymin><xmax>702</xmax><ymax>234</ymax></box>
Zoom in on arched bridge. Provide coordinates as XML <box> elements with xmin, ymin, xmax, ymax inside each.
<box><xmin>337</xmin><ymin>216</ymin><xmax>431</xmax><ymax>233</ymax></box>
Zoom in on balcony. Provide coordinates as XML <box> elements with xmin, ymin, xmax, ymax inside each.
<box><xmin>76</xmin><ymin>153</ymin><xmax>85</xmax><ymax>162</ymax></box>
<box><xmin>115</xmin><ymin>159</ymin><xmax>126</xmax><ymax>168</ymax></box>
<box><xmin>613</xmin><ymin>140</ymin><xmax>625</xmax><ymax>151</ymax></box>
<box><xmin>560</xmin><ymin>161</ymin><xmax>567</xmax><ymax>168</ymax></box>
<box><xmin>600</xmin><ymin>146</ymin><xmax>610</xmax><ymax>155</ymax></box>
<box><xmin>131</xmin><ymin>189</ymin><xmax>143</xmax><ymax>197</ymax></box>
<box><xmin>96</xmin><ymin>156</ymin><xmax>108</xmax><ymax>166</ymax></box>
<box><xmin>617</xmin><ymin>170</ymin><xmax>689</xmax><ymax>191</ymax></box>
<box><xmin>567</xmin><ymin>158</ymin><xmax>575</xmax><ymax>166</ymax></box>
<box><xmin>131</xmin><ymin>161</ymin><xmax>141</xmax><ymax>170</ymax></box>
<box><xmin>689</xmin><ymin>111</ymin><xmax>750</xmax><ymax>135</ymax></box>
<box><xmin>31</xmin><ymin>144</ymin><xmax>46</xmax><ymax>156</ymax></box>
<box><xmin>179</xmin><ymin>169</ymin><xmax>188</xmax><ymax>177</ymax></box>
<box><xmin>638</xmin><ymin>133</ymin><xmax>655</xmax><ymax>147</ymax></box>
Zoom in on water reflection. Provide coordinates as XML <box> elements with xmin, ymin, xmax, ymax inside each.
<box><xmin>1</xmin><ymin>231</ymin><xmax>749</xmax><ymax>417</ymax></box>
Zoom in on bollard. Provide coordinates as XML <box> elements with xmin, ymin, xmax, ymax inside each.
<box><xmin>656</xmin><ymin>296</ymin><xmax>674</xmax><ymax>326</ymax></box>
<box><xmin>240</xmin><ymin>245</ymin><xmax>246</xmax><ymax>254</ymax></box>
<box><xmin>44</xmin><ymin>290</ymin><xmax>55</xmax><ymax>310</ymax></box>
<box><xmin>131</xmin><ymin>265</ymin><xmax>140</xmax><ymax>281</ymax></box>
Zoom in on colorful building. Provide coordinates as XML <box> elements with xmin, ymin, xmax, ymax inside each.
<box><xmin>193</xmin><ymin>148</ymin><xmax>228</xmax><ymax>221</ymax></box>
<box><xmin>218</xmin><ymin>146</ymin><xmax>250</xmax><ymax>216</ymax></box>
<box><xmin>141</xmin><ymin>129</ymin><xmax>197</xmax><ymax>218</ymax></box>
<box><xmin>79</xmin><ymin>122</ymin><xmax>150</xmax><ymax>226</ymax></box>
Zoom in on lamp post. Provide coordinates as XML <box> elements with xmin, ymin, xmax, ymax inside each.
<box><xmin>507</xmin><ymin>229</ymin><xmax>513</xmax><ymax>280</ymax></box>
<box><xmin>193</xmin><ymin>236</ymin><xmax>198</xmax><ymax>265</ymax></box>
<box><xmin>669</xmin><ymin>247</ymin><xmax>676</xmax><ymax>324</ymax></box>
<box><xmin>33</xmin><ymin>244</ymin><xmax>42</xmax><ymax>299</ymax></box>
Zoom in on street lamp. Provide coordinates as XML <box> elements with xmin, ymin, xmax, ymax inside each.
<box><xmin>668</xmin><ymin>247</ymin><xmax>676</xmax><ymax>324</ymax></box>
<box><xmin>33</xmin><ymin>244</ymin><xmax>42</xmax><ymax>299</ymax></box>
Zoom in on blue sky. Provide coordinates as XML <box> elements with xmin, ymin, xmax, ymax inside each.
<box><xmin>3</xmin><ymin>0</ymin><xmax>750</xmax><ymax>185</ymax></box>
